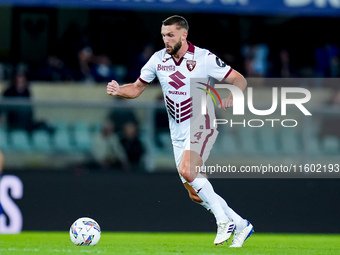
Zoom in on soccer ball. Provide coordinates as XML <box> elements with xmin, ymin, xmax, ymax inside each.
<box><xmin>69</xmin><ymin>217</ymin><xmax>101</xmax><ymax>246</ymax></box>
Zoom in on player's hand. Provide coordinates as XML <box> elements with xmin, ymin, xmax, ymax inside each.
<box><xmin>218</xmin><ymin>98</ymin><xmax>233</xmax><ymax>110</ymax></box>
<box><xmin>107</xmin><ymin>80</ymin><xmax>120</xmax><ymax>96</ymax></box>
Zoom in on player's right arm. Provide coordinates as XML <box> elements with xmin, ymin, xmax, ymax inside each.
<box><xmin>107</xmin><ymin>51</ymin><xmax>158</xmax><ymax>98</ymax></box>
<box><xmin>107</xmin><ymin>79</ymin><xmax>148</xmax><ymax>99</ymax></box>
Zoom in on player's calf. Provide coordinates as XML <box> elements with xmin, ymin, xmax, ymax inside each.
<box><xmin>184</xmin><ymin>182</ymin><xmax>203</xmax><ymax>203</ymax></box>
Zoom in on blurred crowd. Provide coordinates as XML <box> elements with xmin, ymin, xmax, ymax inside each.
<box><xmin>0</xmin><ymin>19</ymin><xmax>339</xmax><ymax>85</ymax></box>
<box><xmin>240</xmin><ymin>42</ymin><xmax>339</xmax><ymax>79</ymax></box>
<box><xmin>1</xmin><ymin>42</ymin><xmax>339</xmax><ymax>84</ymax></box>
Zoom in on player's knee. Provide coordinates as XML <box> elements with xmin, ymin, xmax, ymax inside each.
<box><xmin>179</xmin><ymin>162</ymin><xmax>193</xmax><ymax>182</ymax></box>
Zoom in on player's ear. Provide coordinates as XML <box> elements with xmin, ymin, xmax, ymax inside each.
<box><xmin>182</xmin><ymin>30</ymin><xmax>188</xmax><ymax>40</ymax></box>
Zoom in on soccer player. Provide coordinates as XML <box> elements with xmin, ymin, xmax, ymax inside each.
<box><xmin>107</xmin><ymin>15</ymin><xmax>253</xmax><ymax>247</ymax></box>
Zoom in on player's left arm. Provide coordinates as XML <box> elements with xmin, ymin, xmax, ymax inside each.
<box><xmin>218</xmin><ymin>69</ymin><xmax>247</xmax><ymax>110</ymax></box>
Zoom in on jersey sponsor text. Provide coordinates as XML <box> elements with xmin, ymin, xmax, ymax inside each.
<box><xmin>157</xmin><ymin>64</ymin><xmax>176</xmax><ymax>71</ymax></box>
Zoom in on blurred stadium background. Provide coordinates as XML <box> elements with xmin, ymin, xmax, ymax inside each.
<box><xmin>0</xmin><ymin>0</ymin><xmax>339</xmax><ymax>234</ymax></box>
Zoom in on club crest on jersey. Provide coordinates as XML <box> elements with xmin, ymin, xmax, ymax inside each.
<box><xmin>215</xmin><ymin>57</ymin><xmax>227</xmax><ymax>67</ymax></box>
<box><xmin>186</xmin><ymin>60</ymin><xmax>196</xmax><ymax>72</ymax></box>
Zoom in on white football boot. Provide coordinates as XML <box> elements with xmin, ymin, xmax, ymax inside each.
<box><xmin>229</xmin><ymin>221</ymin><xmax>254</xmax><ymax>248</ymax></box>
<box><xmin>214</xmin><ymin>221</ymin><xmax>235</xmax><ymax>245</ymax></box>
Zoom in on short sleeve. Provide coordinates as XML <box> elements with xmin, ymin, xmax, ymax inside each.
<box><xmin>139</xmin><ymin>53</ymin><xmax>157</xmax><ymax>84</ymax></box>
<box><xmin>205</xmin><ymin>52</ymin><xmax>232</xmax><ymax>82</ymax></box>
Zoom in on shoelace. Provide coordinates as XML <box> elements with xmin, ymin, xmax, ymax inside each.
<box><xmin>217</xmin><ymin>223</ymin><xmax>227</xmax><ymax>235</ymax></box>
<box><xmin>232</xmin><ymin>227</ymin><xmax>247</xmax><ymax>244</ymax></box>
<box><xmin>231</xmin><ymin>232</ymin><xmax>239</xmax><ymax>244</ymax></box>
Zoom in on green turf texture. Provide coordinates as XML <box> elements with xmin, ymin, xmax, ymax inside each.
<box><xmin>1</xmin><ymin>232</ymin><xmax>339</xmax><ymax>255</ymax></box>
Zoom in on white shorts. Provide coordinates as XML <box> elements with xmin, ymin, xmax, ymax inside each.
<box><xmin>173</xmin><ymin>128</ymin><xmax>218</xmax><ymax>183</ymax></box>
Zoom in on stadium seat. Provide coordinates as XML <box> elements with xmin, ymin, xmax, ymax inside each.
<box><xmin>322</xmin><ymin>135</ymin><xmax>339</xmax><ymax>155</ymax></box>
<box><xmin>32</xmin><ymin>130</ymin><xmax>53</xmax><ymax>153</ymax></box>
<box><xmin>91</xmin><ymin>123</ymin><xmax>102</xmax><ymax>134</ymax></box>
<box><xmin>52</xmin><ymin>123</ymin><xmax>75</xmax><ymax>152</ymax></box>
<box><xmin>73</xmin><ymin>122</ymin><xmax>92</xmax><ymax>152</ymax></box>
<box><xmin>238</xmin><ymin>127</ymin><xmax>258</xmax><ymax>156</ymax></box>
<box><xmin>279</xmin><ymin>128</ymin><xmax>301</xmax><ymax>155</ymax></box>
<box><xmin>305</xmin><ymin>136</ymin><xmax>321</xmax><ymax>156</ymax></box>
<box><xmin>258</xmin><ymin>126</ymin><xmax>279</xmax><ymax>155</ymax></box>
<box><xmin>9</xmin><ymin>130</ymin><xmax>32</xmax><ymax>152</ymax></box>
<box><xmin>0</xmin><ymin>127</ymin><xmax>11</xmax><ymax>152</ymax></box>
<box><xmin>214</xmin><ymin>131</ymin><xmax>237</xmax><ymax>156</ymax></box>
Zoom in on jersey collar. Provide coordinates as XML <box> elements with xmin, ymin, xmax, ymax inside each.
<box><xmin>163</xmin><ymin>41</ymin><xmax>195</xmax><ymax>66</ymax></box>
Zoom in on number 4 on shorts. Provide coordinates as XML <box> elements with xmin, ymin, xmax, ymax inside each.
<box><xmin>194</xmin><ymin>132</ymin><xmax>202</xmax><ymax>141</ymax></box>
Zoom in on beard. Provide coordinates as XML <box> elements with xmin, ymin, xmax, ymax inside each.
<box><xmin>166</xmin><ymin>39</ymin><xmax>182</xmax><ymax>56</ymax></box>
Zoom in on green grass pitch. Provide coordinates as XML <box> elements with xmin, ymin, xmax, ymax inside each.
<box><xmin>1</xmin><ymin>232</ymin><xmax>340</xmax><ymax>255</ymax></box>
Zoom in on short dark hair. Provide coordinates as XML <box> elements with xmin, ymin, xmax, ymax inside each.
<box><xmin>162</xmin><ymin>15</ymin><xmax>189</xmax><ymax>31</ymax></box>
